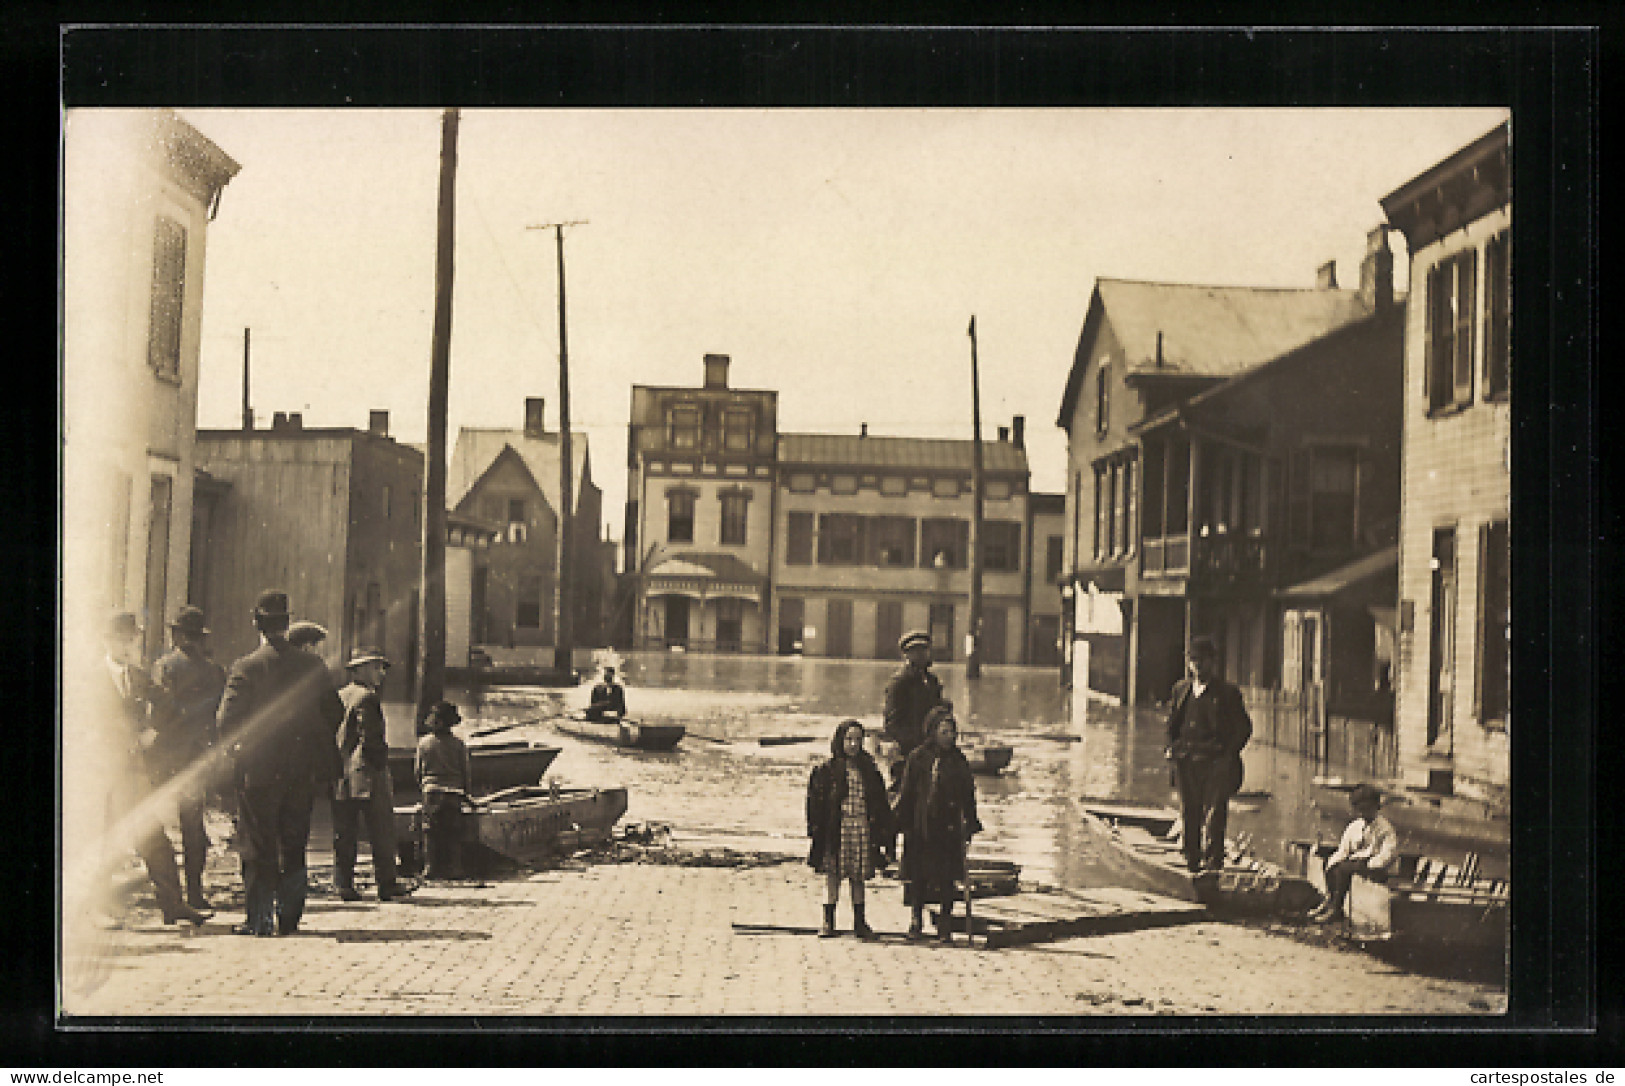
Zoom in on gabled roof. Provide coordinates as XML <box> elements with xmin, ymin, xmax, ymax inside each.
<box><xmin>449</xmin><ymin>428</ymin><xmax>593</xmax><ymax>517</ymax></box>
<box><xmin>1057</xmin><ymin>278</ymin><xmax>1372</xmax><ymax>427</ymax></box>
<box><xmin>778</xmin><ymin>433</ymin><xmax>1028</xmax><ymax>474</ymax></box>
<box><xmin>646</xmin><ymin>552</ymin><xmax>765</xmax><ymax>585</ymax></box>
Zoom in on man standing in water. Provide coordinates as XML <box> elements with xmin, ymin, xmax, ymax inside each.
<box><xmin>1164</xmin><ymin>635</ymin><xmax>1254</xmax><ymax>873</ymax></box>
<box><xmin>881</xmin><ymin>631</ymin><xmax>944</xmax><ymax>786</ymax></box>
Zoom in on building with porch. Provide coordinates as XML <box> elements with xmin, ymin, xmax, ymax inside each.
<box><xmin>1056</xmin><ymin>260</ymin><xmax>1389</xmax><ymax>705</ymax></box>
<box><xmin>1379</xmin><ymin>122</ymin><xmax>1510</xmax><ymax>807</ymax></box>
<box><xmin>771</xmin><ymin>424</ymin><xmax>1032</xmax><ymax>662</ymax></box>
<box><xmin>625</xmin><ymin>355</ymin><xmax>778</xmax><ymax>652</ymax></box>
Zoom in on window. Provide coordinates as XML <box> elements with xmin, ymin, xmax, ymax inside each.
<box><xmin>817</xmin><ymin>514</ymin><xmax>865</xmax><ymax>566</ymax></box>
<box><xmin>1426</xmin><ymin>249</ymin><xmax>1477</xmax><ymax>412</ymax></box>
<box><xmin>507</xmin><ymin>498</ymin><xmax>526</xmax><ymax>524</ymax></box>
<box><xmin>381</xmin><ymin>485</ymin><xmax>392</xmax><ymax>520</ymax></box>
<box><xmin>1484</xmin><ymin>232</ymin><xmax>1510</xmax><ymax>401</ymax></box>
<box><xmin>786</xmin><ymin>511</ymin><xmax>814</xmax><ymax>565</ymax></box>
<box><xmin>1110</xmin><ymin>462</ymin><xmax>1127</xmax><ymax>555</ymax></box>
<box><xmin>880</xmin><ymin>475</ymin><xmax>907</xmax><ymax>496</ymax></box>
<box><xmin>1045</xmin><ymin>535</ymin><xmax>1064</xmax><ymax>583</ymax></box>
<box><xmin>1123</xmin><ymin>457</ymin><xmax>1137</xmax><ymax>553</ymax></box>
<box><xmin>831</xmin><ymin>475</ymin><xmax>858</xmax><ymax>495</ymax></box>
<box><xmin>667</xmin><ymin>490</ymin><xmax>695</xmax><ymax>543</ymax></box>
<box><xmin>1309</xmin><ymin>447</ymin><xmax>1358</xmax><ymax>549</ymax></box>
<box><xmin>982</xmin><ymin>521</ymin><xmax>1022</xmax><ymax>572</ymax></box>
<box><xmin>1477</xmin><ymin>519</ymin><xmax>1509</xmax><ymax>726</ymax></box>
<box><xmin>921</xmin><ymin>518</ymin><xmax>968</xmax><ymax>569</ymax></box>
<box><xmin>147</xmin><ymin>216</ymin><xmax>187</xmax><ymax>380</ymax></box>
<box><xmin>1094</xmin><ymin>463</ymin><xmax>1111</xmax><ymax>559</ymax></box>
<box><xmin>932</xmin><ymin>477</ymin><xmax>961</xmax><ymax>498</ymax></box>
<box><xmin>716</xmin><ymin>598</ymin><xmax>743</xmax><ymax>651</ymax></box>
<box><xmin>985</xmin><ymin>480</ymin><xmax>1011</xmax><ymax>501</ymax></box>
<box><xmin>720</xmin><ymin>492</ymin><xmax>748</xmax><ymax>546</ymax></box>
<box><xmin>869</xmin><ymin>516</ymin><xmax>916</xmax><ymax>567</ymax></box>
<box><xmin>516</xmin><ymin>573</ymin><xmax>543</xmax><ymax>629</ymax></box>
<box><xmin>723</xmin><ymin>407</ymin><xmax>754</xmax><ymax>452</ymax></box>
<box><xmin>668</xmin><ymin>405</ymin><xmax>700</xmax><ymax>449</ymax></box>
<box><xmin>788</xmin><ymin>473</ymin><xmax>817</xmax><ymax>493</ymax></box>
<box><xmin>1095</xmin><ymin>363</ymin><xmax>1110</xmax><ymax>434</ymax></box>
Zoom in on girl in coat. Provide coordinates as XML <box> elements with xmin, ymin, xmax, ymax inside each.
<box><xmin>805</xmin><ymin>719</ymin><xmax>893</xmax><ymax>939</ymax></box>
<box><xmin>893</xmin><ymin>702</ymin><xmax>982</xmax><ymax>942</ymax></box>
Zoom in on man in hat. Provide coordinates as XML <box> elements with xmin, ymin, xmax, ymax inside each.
<box><xmin>882</xmin><ymin>630</ymin><xmax>945</xmax><ymax>785</ymax></box>
<box><xmin>331</xmin><ymin>648</ymin><xmax>409</xmax><ymax>902</ymax></box>
<box><xmin>98</xmin><ymin>612</ymin><xmax>211</xmax><ymax>926</ymax></box>
<box><xmin>586</xmin><ymin>666</ymin><xmax>627</xmax><ymax>721</ymax></box>
<box><xmin>1163</xmin><ymin>635</ymin><xmax>1254</xmax><ymax>873</ymax></box>
<box><xmin>216</xmin><ymin>590</ymin><xmax>344</xmax><ymax>936</ymax></box>
<box><xmin>149</xmin><ymin>605</ymin><xmax>226</xmax><ymax>909</ymax></box>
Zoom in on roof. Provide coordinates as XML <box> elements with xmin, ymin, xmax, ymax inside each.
<box><xmin>449</xmin><ymin>428</ymin><xmax>593</xmax><ymax>517</ymax></box>
<box><xmin>1057</xmin><ymin>278</ymin><xmax>1372</xmax><ymax>426</ymax></box>
<box><xmin>646</xmin><ymin>552</ymin><xmax>764</xmax><ymax>585</ymax></box>
<box><xmin>1380</xmin><ymin>121</ymin><xmax>1510</xmax><ymax>250</ymax></box>
<box><xmin>1029</xmin><ymin>491</ymin><xmax>1066</xmax><ymax>515</ymax></box>
<box><xmin>1276</xmin><ymin>546</ymin><xmax>1398</xmax><ymax>599</ymax></box>
<box><xmin>778</xmin><ymin>433</ymin><xmax>1028</xmax><ymax>474</ymax></box>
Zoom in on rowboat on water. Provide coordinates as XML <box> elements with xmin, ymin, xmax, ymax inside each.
<box><xmin>386</xmin><ymin>739</ymin><xmax>561</xmax><ymax>796</ymax></box>
<box><xmin>393</xmin><ymin>783</ymin><xmax>630</xmax><ymax>870</ymax></box>
<box><xmin>554</xmin><ymin>713</ymin><xmax>685</xmax><ymax>751</ymax></box>
<box><xmin>1288</xmin><ymin>839</ymin><xmax>1509</xmax><ymax>950</ymax></box>
<box><xmin>1079</xmin><ymin>799</ymin><xmax>1320</xmax><ymax>914</ymax></box>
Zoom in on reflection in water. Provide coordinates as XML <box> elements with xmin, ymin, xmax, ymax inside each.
<box><xmin>376</xmin><ymin>652</ymin><xmax>1489</xmax><ymax>891</ymax></box>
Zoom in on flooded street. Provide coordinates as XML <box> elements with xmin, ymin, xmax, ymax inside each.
<box><xmin>385</xmin><ymin>652</ymin><xmax>1491</xmax><ymax>893</ymax></box>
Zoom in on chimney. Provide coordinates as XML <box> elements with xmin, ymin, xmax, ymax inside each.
<box><xmin>368</xmin><ymin>409</ymin><xmax>389</xmax><ymax>437</ymax></box>
<box><xmin>1155</xmin><ymin>331</ymin><xmax>1164</xmax><ymax>368</ymax></box>
<box><xmin>524</xmin><ymin>397</ymin><xmax>546</xmax><ymax>438</ymax></box>
<box><xmin>997</xmin><ymin>426</ymin><xmax>1010</xmax><ymax>443</ymax></box>
<box><xmin>1012</xmin><ymin>415</ymin><xmax>1026</xmax><ymax>449</ymax></box>
<box><xmin>703</xmin><ymin>353</ymin><xmax>730</xmax><ymax>390</ymax></box>
<box><xmin>1360</xmin><ymin>225</ymin><xmax>1395</xmax><ymax>311</ymax></box>
<box><xmin>271</xmin><ymin>411</ymin><xmax>288</xmax><ymax>430</ymax></box>
<box><xmin>288</xmin><ymin>412</ymin><xmax>302</xmax><ymax>430</ymax></box>
<box><xmin>860</xmin><ymin>422</ymin><xmax>868</xmax><ymax>437</ymax></box>
<box><xmin>1316</xmin><ymin>260</ymin><xmax>1339</xmax><ymax>290</ymax></box>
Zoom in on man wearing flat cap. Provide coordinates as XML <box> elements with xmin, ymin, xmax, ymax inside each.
<box><xmin>215</xmin><ymin>590</ymin><xmax>345</xmax><ymax>936</ymax></box>
<box><xmin>1164</xmin><ymin>635</ymin><xmax>1254</xmax><ymax>873</ymax></box>
<box><xmin>331</xmin><ymin>648</ymin><xmax>408</xmax><ymax>902</ymax></box>
<box><xmin>149</xmin><ymin>605</ymin><xmax>225</xmax><ymax>909</ymax></box>
<box><xmin>882</xmin><ymin>630</ymin><xmax>944</xmax><ymax>786</ymax></box>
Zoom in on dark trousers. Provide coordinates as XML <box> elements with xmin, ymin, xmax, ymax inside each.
<box><xmin>1174</xmin><ymin>757</ymin><xmax>1234</xmax><ymax>871</ymax></box>
<box><xmin>421</xmin><ymin>791</ymin><xmax>471</xmax><ymax>879</ymax></box>
<box><xmin>332</xmin><ymin>787</ymin><xmax>399</xmax><ymax>895</ymax></box>
<box><xmin>105</xmin><ymin>772</ymin><xmax>186</xmax><ymax>917</ymax></box>
<box><xmin>235</xmin><ymin>778</ymin><xmax>315</xmax><ymax>935</ymax></box>
<box><xmin>175</xmin><ymin>788</ymin><xmax>209</xmax><ymax>897</ymax></box>
<box><xmin>1323</xmin><ymin>858</ymin><xmax>1387</xmax><ymax>912</ymax></box>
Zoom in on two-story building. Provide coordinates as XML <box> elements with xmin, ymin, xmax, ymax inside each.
<box><xmin>771</xmin><ymin>424</ymin><xmax>1031</xmax><ymax>663</ymax></box>
<box><xmin>1025</xmin><ymin>491</ymin><xmax>1067</xmax><ymax>667</ymax></box>
<box><xmin>1056</xmin><ymin>269</ymin><xmax>1381</xmax><ymax>704</ymax></box>
<box><xmin>63</xmin><ymin>109</ymin><xmax>239</xmax><ymax>666</ymax></box>
<box><xmin>194</xmin><ymin>410</ymin><xmax>424</xmax><ymax>699</ymax></box>
<box><xmin>626</xmin><ymin>355</ymin><xmax>779</xmax><ymax>652</ymax></box>
<box><xmin>447</xmin><ymin>398</ymin><xmax>606</xmax><ymax>655</ymax></box>
<box><xmin>1380</xmin><ymin>122</ymin><xmax>1510</xmax><ymax>807</ymax></box>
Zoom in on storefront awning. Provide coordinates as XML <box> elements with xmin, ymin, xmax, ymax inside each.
<box><xmin>1275</xmin><ymin>545</ymin><xmax>1398</xmax><ymax>600</ymax></box>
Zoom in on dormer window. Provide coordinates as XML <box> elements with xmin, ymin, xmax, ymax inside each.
<box><xmin>668</xmin><ymin>405</ymin><xmax>700</xmax><ymax>449</ymax></box>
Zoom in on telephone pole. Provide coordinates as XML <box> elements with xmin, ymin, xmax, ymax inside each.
<box><xmin>241</xmin><ymin>327</ymin><xmax>252</xmax><ymax>430</ymax></box>
<box><xmin>966</xmin><ymin>315</ymin><xmax>985</xmax><ymax>680</ymax></box>
<box><xmin>415</xmin><ymin>107</ymin><xmax>460</xmax><ymax>727</ymax></box>
<box><xmin>526</xmin><ymin>220</ymin><xmax>587</xmax><ymax>677</ymax></box>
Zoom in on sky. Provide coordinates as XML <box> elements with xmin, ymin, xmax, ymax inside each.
<box><xmin>178</xmin><ymin>107</ymin><xmax>1508</xmax><ymax>536</ymax></box>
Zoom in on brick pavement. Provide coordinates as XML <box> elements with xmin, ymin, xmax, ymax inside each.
<box><xmin>62</xmin><ymin>849</ymin><xmax>1506</xmax><ymax>1017</ymax></box>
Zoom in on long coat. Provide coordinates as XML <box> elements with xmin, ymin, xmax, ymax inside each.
<box><xmin>882</xmin><ymin>665</ymin><xmax>943</xmax><ymax>758</ymax></box>
<box><xmin>334</xmin><ymin>681</ymin><xmax>391</xmax><ymax>801</ymax></box>
<box><xmin>216</xmin><ymin>638</ymin><xmax>344</xmax><ymax>790</ymax></box>
<box><xmin>893</xmin><ymin>742</ymin><xmax>982</xmax><ymax>892</ymax></box>
<box><xmin>1165</xmin><ymin>675</ymin><xmax>1253</xmax><ymax>793</ymax></box>
<box><xmin>805</xmin><ymin>750</ymin><xmax>893</xmax><ymax>873</ymax></box>
<box><xmin>149</xmin><ymin>646</ymin><xmax>224</xmax><ymax>780</ymax></box>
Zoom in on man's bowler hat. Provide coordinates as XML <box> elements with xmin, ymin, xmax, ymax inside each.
<box><xmin>253</xmin><ymin>590</ymin><xmax>291</xmax><ymax>619</ymax></box>
<box><xmin>1189</xmin><ymin>635</ymin><xmax>1220</xmax><ymax>658</ymax></box>
<box><xmin>171</xmin><ymin>606</ymin><xmax>210</xmax><ymax>637</ymax></box>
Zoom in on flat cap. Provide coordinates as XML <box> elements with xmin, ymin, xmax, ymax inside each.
<box><xmin>345</xmin><ymin>647</ymin><xmax>390</xmax><ymax>670</ymax></box>
<box><xmin>899</xmin><ymin>630</ymin><xmax>931</xmax><ymax>652</ymax></box>
<box><xmin>286</xmin><ymin>620</ymin><xmax>328</xmax><ymax>647</ymax></box>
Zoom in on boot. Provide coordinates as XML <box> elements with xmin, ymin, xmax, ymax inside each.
<box><xmin>819</xmin><ymin>903</ymin><xmax>837</xmax><ymax>938</ymax></box>
<box><xmin>853</xmin><ymin>903</ymin><xmax>875</xmax><ymax>941</ymax></box>
<box><xmin>161</xmin><ymin>899</ymin><xmax>212</xmax><ymax>926</ymax></box>
<box><xmin>185</xmin><ymin>868</ymin><xmax>212</xmax><ymax>911</ymax></box>
<box><xmin>906</xmin><ymin>908</ymin><xmax>925</xmax><ymax>941</ymax></box>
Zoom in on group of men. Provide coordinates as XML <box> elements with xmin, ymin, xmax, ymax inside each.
<box><xmin>98</xmin><ymin>588</ymin><xmax>418</xmax><ymax>937</ymax></box>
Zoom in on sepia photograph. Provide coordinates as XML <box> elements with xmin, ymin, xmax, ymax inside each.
<box><xmin>57</xmin><ymin>69</ymin><xmax>1539</xmax><ymax>1023</ymax></box>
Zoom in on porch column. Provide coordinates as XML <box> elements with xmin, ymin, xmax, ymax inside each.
<box><xmin>1126</xmin><ymin>598</ymin><xmax>1141</xmax><ymax>708</ymax></box>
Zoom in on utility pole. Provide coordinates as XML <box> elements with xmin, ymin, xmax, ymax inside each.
<box><xmin>526</xmin><ymin>220</ymin><xmax>587</xmax><ymax>677</ymax></box>
<box><xmin>415</xmin><ymin>107</ymin><xmax>459</xmax><ymax>727</ymax></box>
<box><xmin>966</xmin><ymin>315</ymin><xmax>985</xmax><ymax>680</ymax></box>
<box><xmin>241</xmin><ymin>327</ymin><xmax>253</xmax><ymax>430</ymax></box>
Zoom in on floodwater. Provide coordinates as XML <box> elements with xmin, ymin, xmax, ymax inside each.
<box><xmin>384</xmin><ymin>651</ymin><xmax>1504</xmax><ymax>892</ymax></box>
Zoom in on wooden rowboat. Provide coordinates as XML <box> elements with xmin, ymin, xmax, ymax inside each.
<box><xmin>1079</xmin><ymin>799</ymin><xmax>1319</xmax><ymax>914</ymax></box>
<box><xmin>555</xmin><ymin>714</ymin><xmax>685</xmax><ymax>751</ymax></box>
<box><xmin>387</xmin><ymin>740</ymin><xmax>561</xmax><ymax>796</ymax></box>
<box><xmin>1289</xmin><ymin>839</ymin><xmax>1508</xmax><ymax>950</ymax></box>
<box><xmin>394</xmin><ymin>783</ymin><xmax>630</xmax><ymax>869</ymax></box>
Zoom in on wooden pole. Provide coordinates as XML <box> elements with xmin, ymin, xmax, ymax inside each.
<box><xmin>553</xmin><ymin>224</ymin><xmax>576</xmax><ymax>677</ymax></box>
<box><xmin>966</xmin><ymin>315</ymin><xmax>985</xmax><ymax>680</ymax></box>
<box><xmin>415</xmin><ymin>107</ymin><xmax>459</xmax><ymax>727</ymax></box>
<box><xmin>241</xmin><ymin>327</ymin><xmax>252</xmax><ymax>430</ymax></box>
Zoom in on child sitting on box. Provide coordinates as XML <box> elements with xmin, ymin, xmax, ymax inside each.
<box><xmin>1309</xmin><ymin>781</ymin><xmax>1399</xmax><ymax>922</ymax></box>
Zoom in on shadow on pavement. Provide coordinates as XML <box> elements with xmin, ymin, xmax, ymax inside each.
<box><xmin>322</xmin><ymin>929</ymin><xmax>494</xmax><ymax>943</ymax></box>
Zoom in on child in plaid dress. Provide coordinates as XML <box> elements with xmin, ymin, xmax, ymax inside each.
<box><xmin>806</xmin><ymin>720</ymin><xmax>893</xmax><ymax>939</ymax></box>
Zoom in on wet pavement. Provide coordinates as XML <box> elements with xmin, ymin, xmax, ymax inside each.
<box><xmin>385</xmin><ymin>651</ymin><xmax>1504</xmax><ymax>892</ymax></box>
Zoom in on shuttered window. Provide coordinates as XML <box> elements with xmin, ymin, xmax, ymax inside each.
<box><xmin>786</xmin><ymin>512</ymin><xmax>814</xmax><ymax>565</ymax></box>
<box><xmin>1426</xmin><ymin>249</ymin><xmax>1477</xmax><ymax>413</ymax></box>
<box><xmin>147</xmin><ymin>216</ymin><xmax>187</xmax><ymax>380</ymax></box>
<box><xmin>982</xmin><ymin>521</ymin><xmax>1022</xmax><ymax>572</ymax></box>
<box><xmin>1477</xmin><ymin>519</ymin><xmax>1509</xmax><ymax>727</ymax></box>
<box><xmin>1483</xmin><ymin>232</ymin><xmax>1510</xmax><ymax>401</ymax></box>
<box><xmin>818</xmin><ymin>514</ymin><xmax>865</xmax><ymax>565</ymax></box>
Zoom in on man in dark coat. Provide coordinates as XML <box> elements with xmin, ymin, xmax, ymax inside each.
<box><xmin>1164</xmin><ymin>635</ymin><xmax>1254</xmax><ymax>873</ymax></box>
<box><xmin>216</xmin><ymin>590</ymin><xmax>344</xmax><ymax>936</ymax></box>
<box><xmin>331</xmin><ymin>648</ymin><xmax>408</xmax><ymax>902</ymax></box>
<box><xmin>101</xmin><ymin>612</ymin><xmax>211</xmax><ymax>926</ymax></box>
<box><xmin>586</xmin><ymin>666</ymin><xmax>627</xmax><ymax>720</ymax></box>
<box><xmin>881</xmin><ymin>630</ymin><xmax>944</xmax><ymax>784</ymax></box>
<box><xmin>148</xmin><ymin>605</ymin><xmax>225</xmax><ymax>909</ymax></box>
